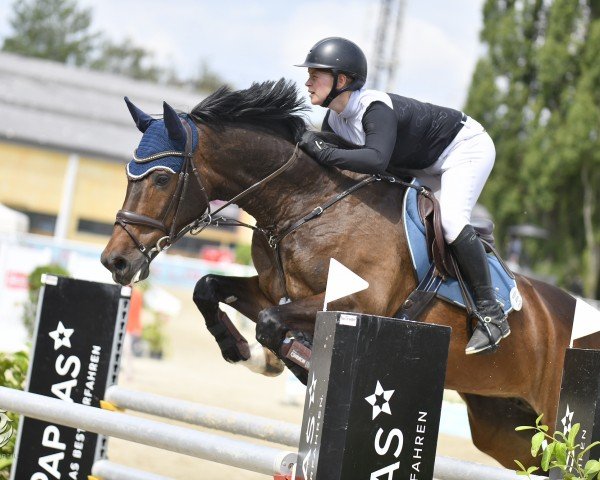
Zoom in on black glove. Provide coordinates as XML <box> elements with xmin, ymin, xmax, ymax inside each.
<box><xmin>298</xmin><ymin>131</ymin><xmax>335</xmax><ymax>164</ymax></box>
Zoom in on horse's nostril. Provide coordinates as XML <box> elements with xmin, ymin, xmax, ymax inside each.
<box><xmin>113</xmin><ymin>257</ymin><xmax>128</xmax><ymax>272</ymax></box>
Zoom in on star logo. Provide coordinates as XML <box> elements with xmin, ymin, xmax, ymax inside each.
<box><xmin>560</xmin><ymin>405</ymin><xmax>580</xmax><ymax>470</ymax></box>
<box><xmin>561</xmin><ymin>404</ymin><xmax>574</xmax><ymax>435</ymax></box>
<box><xmin>307</xmin><ymin>374</ymin><xmax>317</xmax><ymax>407</ymax></box>
<box><xmin>365</xmin><ymin>381</ymin><xmax>395</xmax><ymax>420</ymax></box>
<box><xmin>48</xmin><ymin>321</ymin><xmax>74</xmax><ymax>350</ymax></box>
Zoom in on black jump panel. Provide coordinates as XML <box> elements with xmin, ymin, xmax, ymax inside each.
<box><xmin>297</xmin><ymin>311</ymin><xmax>451</xmax><ymax>480</ymax></box>
<box><xmin>550</xmin><ymin>348</ymin><xmax>600</xmax><ymax>479</ymax></box>
<box><xmin>10</xmin><ymin>276</ymin><xmax>128</xmax><ymax>480</ymax></box>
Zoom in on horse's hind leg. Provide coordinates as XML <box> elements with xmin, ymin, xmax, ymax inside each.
<box><xmin>256</xmin><ymin>293</ymin><xmax>324</xmax><ymax>385</ymax></box>
<box><xmin>460</xmin><ymin>393</ymin><xmax>540</xmax><ymax>469</ymax></box>
<box><xmin>193</xmin><ymin>274</ymin><xmax>284</xmax><ymax>376</ymax></box>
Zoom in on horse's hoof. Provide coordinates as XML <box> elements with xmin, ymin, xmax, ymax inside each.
<box><xmin>239</xmin><ymin>343</ymin><xmax>285</xmax><ymax>376</ymax></box>
<box><xmin>220</xmin><ymin>338</ymin><xmax>251</xmax><ymax>363</ymax></box>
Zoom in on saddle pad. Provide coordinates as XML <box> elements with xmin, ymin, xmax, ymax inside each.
<box><xmin>402</xmin><ymin>178</ymin><xmax>520</xmax><ymax>314</ymax></box>
<box><xmin>127</xmin><ymin>116</ymin><xmax>198</xmax><ymax>179</ymax></box>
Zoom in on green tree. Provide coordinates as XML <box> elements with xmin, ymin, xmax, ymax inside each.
<box><xmin>89</xmin><ymin>37</ymin><xmax>165</xmax><ymax>82</ymax></box>
<box><xmin>166</xmin><ymin>59</ymin><xmax>230</xmax><ymax>93</ymax></box>
<box><xmin>1</xmin><ymin>0</ymin><xmax>228</xmax><ymax>92</ymax></box>
<box><xmin>2</xmin><ymin>0</ymin><xmax>98</xmax><ymax>66</ymax></box>
<box><xmin>22</xmin><ymin>264</ymin><xmax>69</xmax><ymax>337</ymax></box>
<box><xmin>465</xmin><ymin>0</ymin><xmax>600</xmax><ymax>296</ymax></box>
<box><xmin>189</xmin><ymin>60</ymin><xmax>229</xmax><ymax>92</ymax></box>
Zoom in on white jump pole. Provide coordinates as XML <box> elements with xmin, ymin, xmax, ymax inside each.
<box><xmin>2</xmin><ymin>384</ymin><xmax>549</xmax><ymax>480</ymax></box>
<box><xmin>434</xmin><ymin>456</ymin><xmax>548</xmax><ymax>480</ymax></box>
<box><xmin>92</xmin><ymin>460</ymin><xmax>173</xmax><ymax>480</ymax></box>
<box><xmin>0</xmin><ymin>387</ymin><xmax>295</xmax><ymax>477</ymax></box>
<box><xmin>105</xmin><ymin>385</ymin><xmax>301</xmax><ymax>447</ymax></box>
<box><xmin>103</xmin><ymin>386</ymin><xmax>549</xmax><ymax>480</ymax></box>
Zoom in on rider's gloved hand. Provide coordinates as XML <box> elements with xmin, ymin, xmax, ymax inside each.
<box><xmin>299</xmin><ymin>131</ymin><xmax>335</xmax><ymax>164</ymax></box>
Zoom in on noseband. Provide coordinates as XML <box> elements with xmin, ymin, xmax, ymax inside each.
<box><xmin>115</xmin><ymin>117</ymin><xmax>300</xmax><ymax>268</ymax></box>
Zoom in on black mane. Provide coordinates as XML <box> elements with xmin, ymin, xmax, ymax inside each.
<box><xmin>190</xmin><ymin>79</ymin><xmax>309</xmax><ymax>142</ymax></box>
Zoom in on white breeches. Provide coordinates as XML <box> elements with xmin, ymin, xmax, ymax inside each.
<box><xmin>407</xmin><ymin>116</ymin><xmax>496</xmax><ymax>243</ymax></box>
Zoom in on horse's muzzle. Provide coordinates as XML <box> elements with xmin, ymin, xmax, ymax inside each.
<box><xmin>100</xmin><ymin>250</ymin><xmax>149</xmax><ymax>285</ymax></box>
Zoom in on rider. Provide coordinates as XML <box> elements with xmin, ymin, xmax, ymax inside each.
<box><xmin>296</xmin><ymin>36</ymin><xmax>510</xmax><ymax>355</ymax></box>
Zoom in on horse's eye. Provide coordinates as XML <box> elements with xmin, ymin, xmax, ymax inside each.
<box><xmin>154</xmin><ymin>174</ymin><xmax>170</xmax><ymax>187</ymax></box>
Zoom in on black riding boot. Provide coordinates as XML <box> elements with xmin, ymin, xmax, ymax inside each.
<box><xmin>450</xmin><ymin>225</ymin><xmax>510</xmax><ymax>354</ymax></box>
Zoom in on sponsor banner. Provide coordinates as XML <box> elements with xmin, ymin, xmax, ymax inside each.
<box><xmin>297</xmin><ymin>312</ymin><xmax>451</xmax><ymax>480</ymax></box>
<box><xmin>10</xmin><ymin>276</ymin><xmax>128</xmax><ymax>480</ymax></box>
<box><xmin>550</xmin><ymin>348</ymin><xmax>600</xmax><ymax>480</ymax></box>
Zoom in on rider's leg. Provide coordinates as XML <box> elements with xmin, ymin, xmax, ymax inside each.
<box><xmin>451</xmin><ymin>224</ymin><xmax>510</xmax><ymax>354</ymax></box>
<box><xmin>437</xmin><ymin>118</ymin><xmax>510</xmax><ymax>354</ymax></box>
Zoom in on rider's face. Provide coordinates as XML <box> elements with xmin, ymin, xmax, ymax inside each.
<box><xmin>305</xmin><ymin>68</ymin><xmax>334</xmax><ymax>106</ymax></box>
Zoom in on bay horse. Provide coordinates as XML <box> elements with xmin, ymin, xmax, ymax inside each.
<box><xmin>101</xmin><ymin>79</ymin><xmax>582</xmax><ymax>468</ymax></box>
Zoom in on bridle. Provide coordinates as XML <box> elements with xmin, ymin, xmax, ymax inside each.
<box><xmin>115</xmin><ymin>116</ymin><xmax>431</xmax><ymax>301</ymax></box>
<box><xmin>114</xmin><ymin>115</ymin><xmax>406</xmax><ymax>298</ymax></box>
<box><xmin>115</xmin><ymin>116</ymin><xmax>300</xmax><ymax>267</ymax></box>
<box><xmin>115</xmin><ymin>118</ymin><xmax>205</xmax><ymax>263</ymax></box>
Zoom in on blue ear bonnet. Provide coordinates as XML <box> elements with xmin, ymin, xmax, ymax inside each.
<box><xmin>126</xmin><ymin>116</ymin><xmax>198</xmax><ymax>179</ymax></box>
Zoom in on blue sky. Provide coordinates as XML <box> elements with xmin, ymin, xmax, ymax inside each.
<box><xmin>0</xmin><ymin>0</ymin><xmax>485</xmax><ymax>123</ymax></box>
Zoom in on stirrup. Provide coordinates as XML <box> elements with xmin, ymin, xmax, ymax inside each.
<box><xmin>465</xmin><ymin>311</ymin><xmax>510</xmax><ymax>355</ymax></box>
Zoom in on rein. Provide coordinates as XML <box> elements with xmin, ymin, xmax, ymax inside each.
<box><xmin>116</xmin><ymin>117</ymin><xmax>426</xmax><ymax>299</ymax></box>
<box><xmin>263</xmin><ymin>174</ymin><xmax>427</xmax><ymax>300</ymax></box>
<box><xmin>189</xmin><ymin>143</ymin><xmax>301</xmax><ymax>236</ymax></box>
<box><xmin>115</xmin><ymin>118</ymin><xmax>300</xmax><ymax>269</ymax></box>
<box><xmin>251</xmin><ymin>173</ymin><xmax>423</xmax><ymax>300</ymax></box>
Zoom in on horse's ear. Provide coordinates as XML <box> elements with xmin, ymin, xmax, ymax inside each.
<box><xmin>163</xmin><ymin>101</ymin><xmax>186</xmax><ymax>149</ymax></box>
<box><xmin>124</xmin><ymin>97</ymin><xmax>154</xmax><ymax>133</ymax></box>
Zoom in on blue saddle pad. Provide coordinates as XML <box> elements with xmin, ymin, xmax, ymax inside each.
<box><xmin>402</xmin><ymin>179</ymin><xmax>521</xmax><ymax>314</ymax></box>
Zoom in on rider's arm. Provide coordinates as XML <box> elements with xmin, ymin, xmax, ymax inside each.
<box><xmin>318</xmin><ymin>102</ymin><xmax>397</xmax><ymax>174</ymax></box>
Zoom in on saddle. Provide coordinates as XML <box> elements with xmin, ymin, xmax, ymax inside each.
<box><xmin>396</xmin><ymin>181</ymin><xmax>517</xmax><ymax>323</ymax></box>
<box><xmin>417</xmin><ymin>189</ymin><xmax>496</xmax><ymax>279</ymax></box>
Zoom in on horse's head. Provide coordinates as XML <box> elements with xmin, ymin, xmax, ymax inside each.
<box><xmin>101</xmin><ymin>98</ymin><xmax>208</xmax><ymax>285</ymax></box>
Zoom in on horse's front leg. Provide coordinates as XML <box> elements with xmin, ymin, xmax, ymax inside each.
<box><xmin>193</xmin><ymin>274</ymin><xmax>284</xmax><ymax>376</ymax></box>
<box><xmin>256</xmin><ymin>293</ymin><xmax>324</xmax><ymax>385</ymax></box>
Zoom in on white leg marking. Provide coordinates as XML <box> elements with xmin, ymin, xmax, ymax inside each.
<box><xmin>241</xmin><ymin>342</ymin><xmax>284</xmax><ymax>377</ymax></box>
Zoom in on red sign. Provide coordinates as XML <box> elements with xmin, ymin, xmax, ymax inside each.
<box><xmin>5</xmin><ymin>271</ymin><xmax>28</xmax><ymax>289</ymax></box>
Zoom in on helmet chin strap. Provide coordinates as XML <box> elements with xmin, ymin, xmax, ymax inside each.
<box><xmin>321</xmin><ymin>72</ymin><xmax>357</xmax><ymax>108</ymax></box>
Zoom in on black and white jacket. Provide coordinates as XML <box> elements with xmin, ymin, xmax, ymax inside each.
<box><xmin>320</xmin><ymin>88</ymin><xmax>465</xmax><ymax>176</ymax></box>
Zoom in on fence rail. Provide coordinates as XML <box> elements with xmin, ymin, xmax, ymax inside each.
<box><xmin>105</xmin><ymin>385</ymin><xmax>300</xmax><ymax>447</ymax></box>
<box><xmin>0</xmin><ymin>386</ymin><xmax>295</xmax><ymax>476</ymax></box>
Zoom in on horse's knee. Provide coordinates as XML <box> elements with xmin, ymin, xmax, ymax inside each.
<box><xmin>256</xmin><ymin>308</ymin><xmax>287</xmax><ymax>350</ymax></box>
<box><xmin>193</xmin><ymin>274</ymin><xmax>218</xmax><ymax>307</ymax></box>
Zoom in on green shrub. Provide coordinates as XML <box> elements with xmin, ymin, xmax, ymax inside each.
<box><xmin>142</xmin><ymin>314</ymin><xmax>168</xmax><ymax>359</ymax></box>
<box><xmin>235</xmin><ymin>243</ymin><xmax>253</xmax><ymax>266</ymax></box>
<box><xmin>515</xmin><ymin>414</ymin><xmax>600</xmax><ymax>479</ymax></box>
<box><xmin>0</xmin><ymin>350</ymin><xmax>29</xmax><ymax>479</ymax></box>
<box><xmin>22</xmin><ymin>264</ymin><xmax>69</xmax><ymax>337</ymax></box>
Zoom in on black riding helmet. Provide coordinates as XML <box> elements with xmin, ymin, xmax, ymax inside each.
<box><xmin>296</xmin><ymin>37</ymin><xmax>368</xmax><ymax>107</ymax></box>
